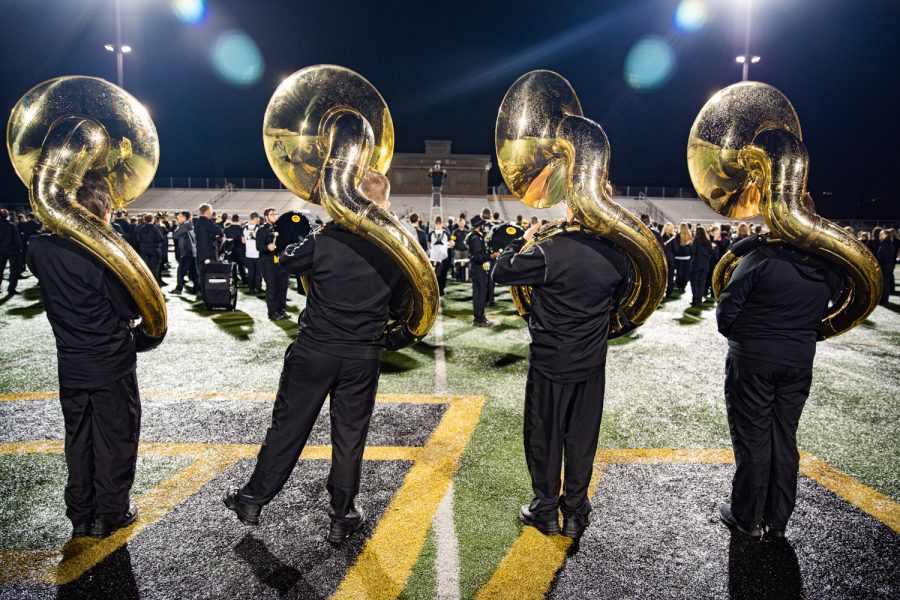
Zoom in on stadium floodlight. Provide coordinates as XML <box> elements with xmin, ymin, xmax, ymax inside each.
<box><xmin>121</xmin><ymin>45</ymin><xmax>132</xmax><ymax>53</ymax></box>
<box><xmin>104</xmin><ymin>44</ymin><xmax>115</xmax><ymax>52</ymax></box>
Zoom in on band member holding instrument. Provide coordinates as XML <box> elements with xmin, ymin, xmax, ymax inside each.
<box><xmin>687</xmin><ymin>82</ymin><xmax>881</xmax><ymax>539</ymax></box>
<box><xmin>717</xmin><ymin>239</ymin><xmax>840</xmax><ymax>538</ymax></box>
<box><xmin>225</xmin><ymin>172</ymin><xmax>410</xmax><ymax>544</ymax></box>
<box><xmin>258</xmin><ymin>207</ymin><xmax>290</xmax><ymax>320</ymax></box>
<box><xmin>27</xmin><ymin>177</ymin><xmax>143</xmax><ymax>539</ymax></box>
<box><xmin>493</xmin><ymin>203</ymin><xmax>627</xmax><ymax>539</ymax></box>
<box><xmin>467</xmin><ymin>215</ymin><xmax>492</xmax><ymax>327</ymax></box>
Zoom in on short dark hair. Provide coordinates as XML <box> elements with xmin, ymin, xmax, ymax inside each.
<box><xmin>143</xmin><ymin>214</ymin><xmax>154</xmax><ymax>223</ymax></box>
<box><xmin>264</xmin><ymin>207</ymin><xmax>277</xmax><ymax>217</ymax></box>
<box><xmin>640</xmin><ymin>214</ymin><xmax>650</xmax><ymax>224</ymax></box>
<box><xmin>179</xmin><ymin>211</ymin><xmax>191</xmax><ymax>220</ymax></box>
<box><xmin>0</xmin><ymin>209</ymin><xmax>8</xmax><ymax>220</ymax></box>
<box><xmin>249</xmin><ymin>211</ymin><xmax>259</xmax><ymax>220</ymax></box>
<box><xmin>409</xmin><ymin>212</ymin><xmax>419</xmax><ymax>224</ymax></box>
<box><xmin>231</xmin><ymin>214</ymin><xmax>240</xmax><ymax>223</ymax></box>
<box><xmin>76</xmin><ymin>177</ymin><xmax>113</xmax><ymax>220</ymax></box>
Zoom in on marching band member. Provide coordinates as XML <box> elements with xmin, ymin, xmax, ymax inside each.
<box><xmin>225</xmin><ymin>172</ymin><xmax>410</xmax><ymax>544</ymax></box>
<box><xmin>493</xmin><ymin>203</ymin><xmax>627</xmax><ymax>539</ymax></box>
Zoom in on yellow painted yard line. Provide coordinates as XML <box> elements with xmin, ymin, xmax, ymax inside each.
<box><xmin>476</xmin><ymin>448</ymin><xmax>900</xmax><ymax>599</ymax></box>
<box><xmin>0</xmin><ymin>390</ymin><xmax>458</xmax><ymax>404</ymax></box>
<box><xmin>333</xmin><ymin>395</ymin><xmax>485</xmax><ymax>600</ymax></box>
<box><xmin>475</xmin><ymin>461</ymin><xmax>605</xmax><ymax>600</ymax></box>
<box><xmin>0</xmin><ymin>550</ymin><xmax>56</xmax><ymax>584</ymax></box>
<box><xmin>0</xmin><ymin>441</ymin><xmax>423</xmax><ymax>585</ymax></box>
<box><xmin>800</xmin><ymin>453</ymin><xmax>900</xmax><ymax>533</ymax></box>
<box><xmin>41</xmin><ymin>454</ymin><xmax>237</xmax><ymax>585</ymax></box>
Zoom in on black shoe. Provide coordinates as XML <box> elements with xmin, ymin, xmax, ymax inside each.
<box><xmin>487</xmin><ymin>302</ymin><xmax>498</xmax><ymax>307</ymax></box>
<box><xmin>519</xmin><ymin>505</ymin><xmax>560</xmax><ymax>536</ymax></box>
<box><xmin>328</xmin><ymin>512</ymin><xmax>365</xmax><ymax>544</ymax></box>
<box><xmin>765</xmin><ymin>526</ymin><xmax>786</xmax><ymax>540</ymax></box>
<box><xmin>473</xmin><ymin>319</ymin><xmax>493</xmax><ymax>328</ymax></box>
<box><xmin>90</xmin><ymin>504</ymin><xmax>138</xmax><ymax>538</ymax></box>
<box><xmin>719</xmin><ymin>503</ymin><xmax>762</xmax><ymax>539</ymax></box>
<box><xmin>223</xmin><ymin>486</ymin><xmax>261</xmax><ymax>526</ymax></box>
<box><xmin>561</xmin><ymin>516</ymin><xmax>587</xmax><ymax>539</ymax></box>
<box><xmin>171</xmin><ymin>288</ymin><xmax>183</xmax><ymax>295</ymax></box>
<box><xmin>71</xmin><ymin>521</ymin><xmax>92</xmax><ymax>538</ymax></box>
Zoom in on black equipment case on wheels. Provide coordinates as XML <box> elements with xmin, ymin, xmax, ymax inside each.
<box><xmin>202</xmin><ymin>261</ymin><xmax>238</xmax><ymax>311</ymax></box>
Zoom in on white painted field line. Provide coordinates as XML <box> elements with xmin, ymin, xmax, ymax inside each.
<box><xmin>434</xmin><ymin>301</ymin><xmax>448</xmax><ymax>395</ymax></box>
<box><xmin>431</xmin><ymin>301</ymin><xmax>460</xmax><ymax>600</ymax></box>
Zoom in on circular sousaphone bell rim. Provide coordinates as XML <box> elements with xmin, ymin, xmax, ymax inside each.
<box><xmin>686</xmin><ymin>81</ymin><xmax>802</xmax><ymax>220</ymax></box>
<box><xmin>6</xmin><ymin>75</ymin><xmax>159</xmax><ymax>207</ymax></box>
<box><xmin>495</xmin><ymin>69</ymin><xmax>584</xmax><ymax>209</ymax></box>
<box><xmin>262</xmin><ymin>64</ymin><xmax>394</xmax><ymax>204</ymax></box>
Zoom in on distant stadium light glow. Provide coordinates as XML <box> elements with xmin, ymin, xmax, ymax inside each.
<box><xmin>170</xmin><ymin>0</ymin><xmax>206</xmax><ymax>24</ymax></box>
<box><xmin>624</xmin><ymin>36</ymin><xmax>675</xmax><ymax>91</ymax></box>
<box><xmin>211</xmin><ymin>30</ymin><xmax>264</xmax><ymax>86</ymax></box>
<box><xmin>675</xmin><ymin>0</ymin><xmax>707</xmax><ymax>32</ymax></box>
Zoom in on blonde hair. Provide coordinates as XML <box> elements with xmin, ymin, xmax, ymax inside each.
<box><xmin>737</xmin><ymin>222</ymin><xmax>750</xmax><ymax>237</ymax></box>
<box><xmin>678</xmin><ymin>222</ymin><xmax>693</xmax><ymax>245</ymax></box>
<box><xmin>662</xmin><ymin>222</ymin><xmax>675</xmax><ymax>237</ymax></box>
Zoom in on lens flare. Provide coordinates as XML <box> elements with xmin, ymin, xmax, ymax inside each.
<box><xmin>170</xmin><ymin>0</ymin><xmax>206</xmax><ymax>25</ymax></box>
<box><xmin>675</xmin><ymin>0</ymin><xmax>707</xmax><ymax>33</ymax></box>
<box><xmin>624</xmin><ymin>36</ymin><xmax>675</xmax><ymax>91</ymax></box>
<box><xmin>211</xmin><ymin>30</ymin><xmax>264</xmax><ymax>86</ymax></box>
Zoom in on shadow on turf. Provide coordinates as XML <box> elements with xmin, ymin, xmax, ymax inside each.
<box><xmin>727</xmin><ymin>532</ymin><xmax>803</xmax><ymax>599</ymax></box>
<box><xmin>56</xmin><ymin>544</ymin><xmax>138</xmax><ymax>599</ymax></box>
<box><xmin>676</xmin><ymin>297</ymin><xmax>716</xmax><ymax>326</ymax></box>
<box><xmin>234</xmin><ymin>534</ymin><xmax>313</xmax><ymax>597</ymax></box>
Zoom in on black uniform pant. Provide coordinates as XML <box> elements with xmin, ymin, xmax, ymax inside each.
<box><xmin>471</xmin><ymin>264</ymin><xmax>488</xmax><ymax>320</ymax></box>
<box><xmin>246</xmin><ymin>257</ymin><xmax>262</xmax><ymax>292</ymax></box>
<box><xmin>262</xmin><ymin>257</ymin><xmax>289</xmax><ymax>317</ymax></box>
<box><xmin>240</xmin><ymin>342</ymin><xmax>381</xmax><ymax>522</ymax></box>
<box><xmin>232</xmin><ymin>249</ymin><xmax>248</xmax><ymax>284</ymax></box>
<box><xmin>436</xmin><ymin>257</ymin><xmax>450</xmax><ymax>295</ymax></box>
<box><xmin>674</xmin><ymin>257</ymin><xmax>691</xmax><ymax>290</ymax></box>
<box><xmin>665</xmin><ymin>257</ymin><xmax>675</xmax><ymax>295</ymax></box>
<box><xmin>690</xmin><ymin>265</ymin><xmax>709</xmax><ymax>304</ymax></box>
<box><xmin>174</xmin><ymin>255</ymin><xmax>197</xmax><ymax>291</ymax></box>
<box><xmin>0</xmin><ymin>252</ymin><xmax>22</xmax><ymax>293</ymax></box>
<box><xmin>487</xmin><ymin>258</ymin><xmax>497</xmax><ymax>303</ymax></box>
<box><xmin>60</xmin><ymin>372</ymin><xmax>141</xmax><ymax>524</ymax></box>
<box><xmin>724</xmin><ymin>353</ymin><xmax>811</xmax><ymax>530</ymax></box>
<box><xmin>524</xmin><ymin>367</ymin><xmax>605</xmax><ymax>525</ymax></box>
<box><xmin>140</xmin><ymin>251</ymin><xmax>161</xmax><ymax>283</ymax></box>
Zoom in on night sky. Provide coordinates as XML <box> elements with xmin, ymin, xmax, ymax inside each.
<box><xmin>2</xmin><ymin>0</ymin><xmax>899</xmax><ymax>218</ymax></box>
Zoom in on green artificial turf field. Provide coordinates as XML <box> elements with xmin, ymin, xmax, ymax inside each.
<box><xmin>0</xmin><ymin>258</ymin><xmax>897</xmax><ymax>599</ymax></box>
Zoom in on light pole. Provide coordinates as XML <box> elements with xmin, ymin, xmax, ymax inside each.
<box><xmin>734</xmin><ymin>0</ymin><xmax>760</xmax><ymax>81</ymax></box>
<box><xmin>104</xmin><ymin>0</ymin><xmax>131</xmax><ymax>87</ymax></box>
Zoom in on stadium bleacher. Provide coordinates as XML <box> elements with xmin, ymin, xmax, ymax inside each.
<box><xmin>128</xmin><ymin>188</ymin><xmax>672</xmax><ymax>225</ymax></box>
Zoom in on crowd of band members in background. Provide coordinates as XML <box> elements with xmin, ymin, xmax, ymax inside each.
<box><xmin>1</xmin><ymin>205</ymin><xmax>898</xmax><ymax>310</ymax></box>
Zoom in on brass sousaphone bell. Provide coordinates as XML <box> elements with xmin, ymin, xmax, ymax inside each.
<box><xmin>687</xmin><ymin>82</ymin><xmax>881</xmax><ymax>338</ymax></box>
<box><xmin>262</xmin><ymin>65</ymin><xmax>438</xmax><ymax>348</ymax></box>
<box><xmin>495</xmin><ymin>70</ymin><xmax>667</xmax><ymax>337</ymax></box>
<box><xmin>6</xmin><ymin>76</ymin><xmax>166</xmax><ymax>348</ymax></box>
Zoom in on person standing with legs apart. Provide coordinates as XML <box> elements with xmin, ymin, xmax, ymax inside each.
<box><xmin>493</xmin><ymin>203</ymin><xmax>627</xmax><ymax>539</ymax></box>
<box><xmin>224</xmin><ymin>172</ymin><xmax>410</xmax><ymax>543</ymax></box>
<box><xmin>258</xmin><ymin>207</ymin><xmax>290</xmax><ymax>320</ymax></box>
<box><xmin>467</xmin><ymin>215</ymin><xmax>493</xmax><ymax>327</ymax></box>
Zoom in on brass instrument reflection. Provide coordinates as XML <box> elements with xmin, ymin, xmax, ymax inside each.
<box><xmin>687</xmin><ymin>82</ymin><xmax>881</xmax><ymax>338</ymax></box>
<box><xmin>495</xmin><ymin>70</ymin><xmax>667</xmax><ymax>338</ymax></box>
<box><xmin>262</xmin><ymin>65</ymin><xmax>438</xmax><ymax>349</ymax></box>
<box><xmin>6</xmin><ymin>76</ymin><xmax>166</xmax><ymax>348</ymax></box>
